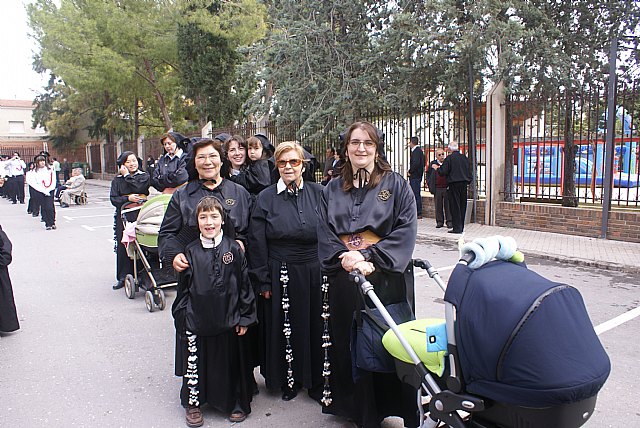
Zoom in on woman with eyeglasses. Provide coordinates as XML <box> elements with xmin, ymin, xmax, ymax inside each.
<box><xmin>317</xmin><ymin>121</ymin><xmax>418</xmax><ymax>427</ymax></box>
<box><xmin>248</xmin><ymin>141</ymin><xmax>324</xmax><ymax>403</ymax></box>
<box><xmin>158</xmin><ymin>138</ymin><xmax>255</xmax><ymax>423</ymax></box>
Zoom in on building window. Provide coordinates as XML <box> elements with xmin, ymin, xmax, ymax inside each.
<box><xmin>9</xmin><ymin>121</ymin><xmax>25</xmax><ymax>134</ymax></box>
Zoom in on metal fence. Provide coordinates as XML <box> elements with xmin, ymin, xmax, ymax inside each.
<box><xmin>506</xmin><ymin>83</ymin><xmax>640</xmax><ymax>207</ymax></box>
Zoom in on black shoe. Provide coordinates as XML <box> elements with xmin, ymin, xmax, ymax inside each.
<box><xmin>60</xmin><ymin>202</ymin><xmax>69</xmax><ymax>208</ymax></box>
<box><xmin>113</xmin><ymin>280</ymin><xmax>125</xmax><ymax>290</ymax></box>
<box><xmin>32</xmin><ymin>213</ymin><xmax>39</xmax><ymax>217</ymax></box>
<box><xmin>446</xmin><ymin>223</ymin><xmax>453</xmax><ymax>229</ymax></box>
<box><xmin>448</xmin><ymin>230</ymin><xmax>463</xmax><ymax>234</ymax></box>
<box><xmin>435</xmin><ymin>224</ymin><xmax>444</xmax><ymax>228</ymax></box>
<box><xmin>12</xmin><ymin>201</ymin><xmax>17</xmax><ymax>204</ymax></box>
<box><xmin>281</xmin><ymin>386</ymin><xmax>298</xmax><ymax>401</ymax></box>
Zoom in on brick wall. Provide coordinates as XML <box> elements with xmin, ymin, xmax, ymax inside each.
<box><xmin>495</xmin><ymin>202</ymin><xmax>640</xmax><ymax>243</ymax></box>
<box><xmin>421</xmin><ymin>195</ymin><xmax>486</xmax><ymax>224</ymax></box>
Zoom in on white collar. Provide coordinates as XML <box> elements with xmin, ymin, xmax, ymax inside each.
<box><xmin>200</xmin><ymin>230</ymin><xmax>223</xmax><ymax>249</ymax></box>
<box><xmin>277</xmin><ymin>177</ymin><xmax>304</xmax><ymax>194</ymax></box>
<box><xmin>167</xmin><ymin>148</ymin><xmax>183</xmax><ymax>159</ymax></box>
<box><xmin>122</xmin><ymin>169</ymin><xmax>143</xmax><ymax>177</ymax></box>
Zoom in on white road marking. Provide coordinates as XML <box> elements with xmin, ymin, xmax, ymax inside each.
<box><xmin>82</xmin><ymin>225</ymin><xmax>113</xmax><ymax>231</ymax></box>
<box><xmin>595</xmin><ymin>306</ymin><xmax>640</xmax><ymax>336</ymax></box>
<box><xmin>63</xmin><ymin>213</ymin><xmax>113</xmax><ymax>220</ymax></box>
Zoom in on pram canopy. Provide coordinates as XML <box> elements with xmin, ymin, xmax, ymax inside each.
<box><xmin>135</xmin><ymin>194</ymin><xmax>173</xmax><ymax>248</ymax></box>
<box><xmin>444</xmin><ymin>260</ymin><xmax>610</xmax><ymax>408</ymax></box>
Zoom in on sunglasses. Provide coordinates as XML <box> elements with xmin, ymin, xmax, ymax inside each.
<box><xmin>276</xmin><ymin>158</ymin><xmax>303</xmax><ymax>168</ymax></box>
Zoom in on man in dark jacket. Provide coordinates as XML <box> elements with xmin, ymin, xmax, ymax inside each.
<box><xmin>407</xmin><ymin>136</ymin><xmax>425</xmax><ymax>218</ymax></box>
<box><xmin>434</xmin><ymin>141</ymin><xmax>471</xmax><ymax>233</ymax></box>
<box><xmin>425</xmin><ymin>148</ymin><xmax>452</xmax><ymax>228</ymax></box>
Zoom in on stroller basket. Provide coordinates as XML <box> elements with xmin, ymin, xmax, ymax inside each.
<box><xmin>349</xmin><ymin>243</ymin><xmax>610</xmax><ymax>428</ymax></box>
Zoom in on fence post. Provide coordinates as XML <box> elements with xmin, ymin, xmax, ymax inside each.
<box><xmin>100</xmin><ymin>140</ymin><xmax>106</xmax><ymax>178</ymax></box>
<box><xmin>485</xmin><ymin>81</ymin><xmax>506</xmax><ymax>225</ymax></box>
<box><xmin>601</xmin><ymin>36</ymin><xmax>618</xmax><ymax>239</ymax></box>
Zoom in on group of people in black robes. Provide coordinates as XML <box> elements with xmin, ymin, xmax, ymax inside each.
<box><xmin>107</xmin><ymin>122</ymin><xmax>418</xmax><ymax>428</ymax></box>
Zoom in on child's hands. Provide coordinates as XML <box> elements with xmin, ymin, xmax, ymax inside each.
<box><xmin>236</xmin><ymin>325</ymin><xmax>247</xmax><ymax>336</ymax></box>
<box><xmin>173</xmin><ymin>253</ymin><xmax>189</xmax><ymax>272</ymax></box>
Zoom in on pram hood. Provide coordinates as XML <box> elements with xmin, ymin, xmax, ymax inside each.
<box><xmin>444</xmin><ymin>260</ymin><xmax>610</xmax><ymax>407</ymax></box>
<box><xmin>135</xmin><ymin>194</ymin><xmax>173</xmax><ymax>244</ymax></box>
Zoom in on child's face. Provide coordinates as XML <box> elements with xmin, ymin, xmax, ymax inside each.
<box><xmin>198</xmin><ymin>209</ymin><xmax>223</xmax><ymax>239</ymax></box>
<box><xmin>248</xmin><ymin>144</ymin><xmax>263</xmax><ymax>161</ymax></box>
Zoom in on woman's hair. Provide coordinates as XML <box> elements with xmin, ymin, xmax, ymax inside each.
<box><xmin>192</xmin><ymin>138</ymin><xmax>224</xmax><ymax>159</ymax></box>
<box><xmin>339</xmin><ymin>121</ymin><xmax>391</xmax><ymax>191</ymax></box>
<box><xmin>196</xmin><ymin>196</ymin><xmax>225</xmax><ymax>219</ymax></box>
<box><xmin>34</xmin><ymin>155</ymin><xmax>48</xmax><ymax>169</ymax></box>
<box><xmin>247</xmin><ymin>136</ymin><xmax>269</xmax><ymax>160</ymax></box>
<box><xmin>117</xmin><ymin>151</ymin><xmax>136</xmax><ymax>167</ymax></box>
<box><xmin>160</xmin><ymin>132</ymin><xmax>176</xmax><ymax>145</ymax></box>
<box><xmin>274</xmin><ymin>141</ymin><xmax>306</xmax><ymax>165</ymax></box>
<box><xmin>225</xmin><ymin>135</ymin><xmax>247</xmax><ymax>158</ymax></box>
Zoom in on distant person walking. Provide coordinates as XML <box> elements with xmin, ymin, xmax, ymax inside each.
<box><xmin>407</xmin><ymin>136</ymin><xmax>425</xmax><ymax>218</ymax></box>
<box><xmin>434</xmin><ymin>141</ymin><xmax>471</xmax><ymax>234</ymax></box>
<box><xmin>425</xmin><ymin>148</ymin><xmax>452</xmax><ymax>229</ymax></box>
<box><xmin>62</xmin><ymin>158</ymin><xmax>71</xmax><ymax>182</ymax></box>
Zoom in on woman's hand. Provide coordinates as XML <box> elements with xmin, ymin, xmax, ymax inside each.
<box><xmin>173</xmin><ymin>253</ymin><xmax>189</xmax><ymax>272</ymax></box>
<box><xmin>236</xmin><ymin>325</ymin><xmax>247</xmax><ymax>336</ymax></box>
<box><xmin>339</xmin><ymin>250</ymin><xmax>365</xmax><ymax>272</ymax></box>
<box><xmin>261</xmin><ymin>290</ymin><xmax>272</xmax><ymax>299</ymax></box>
<box><xmin>236</xmin><ymin>239</ymin><xmax>245</xmax><ymax>252</ymax></box>
<box><xmin>353</xmin><ymin>261</ymin><xmax>375</xmax><ymax>276</ymax></box>
<box><xmin>119</xmin><ymin>165</ymin><xmax>128</xmax><ymax>176</ymax></box>
<box><xmin>127</xmin><ymin>194</ymin><xmax>145</xmax><ymax>203</ymax></box>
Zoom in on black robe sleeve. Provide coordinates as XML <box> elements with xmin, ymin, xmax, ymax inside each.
<box><xmin>158</xmin><ymin>189</ymin><xmax>186</xmax><ymax>263</ymax></box>
<box><xmin>317</xmin><ymin>182</ymin><xmax>349</xmax><ymax>274</ymax></box>
<box><xmin>0</xmin><ymin>230</ymin><xmax>12</xmax><ymax>268</ymax></box>
<box><xmin>247</xmin><ymin>188</ymin><xmax>272</xmax><ymax>293</ymax></box>
<box><xmin>229</xmin><ymin>160</ymin><xmax>272</xmax><ymax>195</ymax></box>
<box><xmin>237</xmin><ymin>247</ymin><xmax>257</xmax><ymax>327</ymax></box>
<box><xmin>109</xmin><ymin>178</ymin><xmax>129</xmax><ymax>209</ymax></box>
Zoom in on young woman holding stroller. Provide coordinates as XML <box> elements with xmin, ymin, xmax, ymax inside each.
<box><xmin>110</xmin><ymin>152</ymin><xmax>150</xmax><ymax>290</ymax></box>
<box><xmin>317</xmin><ymin>121</ymin><xmax>418</xmax><ymax>428</ymax></box>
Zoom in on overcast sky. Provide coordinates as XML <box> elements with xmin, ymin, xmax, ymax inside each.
<box><xmin>0</xmin><ymin>1</ymin><xmax>49</xmax><ymax>101</ymax></box>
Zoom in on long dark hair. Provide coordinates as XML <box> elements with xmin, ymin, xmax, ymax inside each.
<box><xmin>339</xmin><ymin>121</ymin><xmax>391</xmax><ymax>192</ymax></box>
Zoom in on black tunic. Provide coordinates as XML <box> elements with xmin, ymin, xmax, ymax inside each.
<box><xmin>317</xmin><ymin>172</ymin><xmax>418</xmax><ymax>428</ymax></box>
<box><xmin>228</xmin><ymin>159</ymin><xmax>272</xmax><ymax>196</ymax></box>
<box><xmin>158</xmin><ymin>178</ymin><xmax>252</xmax><ymax>266</ymax></box>
<box><xmin>150</xmin><ymin>152</ymin><xmax>188</xmax><ymax>192</ymax></box>
<box><xmin>248</xmin><ymin>181</ymin><xmax>324</xmax><ymax>397</ymax></box>
<box><xmin>0</xmin><ymin>228</ymin><xmax>19</xmax><ymax>333</ymax></box>
<box><xmin>172</xmin><ymin>236</ymin><xmax>257</xmax><ymax>413</ymax></box>
<box><xmin>109</xmin><ymin>171</ymin><xmax>150</xmax><ymax>282</ymax></box>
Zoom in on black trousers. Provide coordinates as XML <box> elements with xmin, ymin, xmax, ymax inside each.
<box><xmin>434</xmin><ymin>186</ymin><xmax>452</xmax><ymax>227</ymax></box>
<box><xmin>39</xmin><ymin>192</ymin><xmax>56</xmax><ymax>227</ymax></box>
<box><xmin>447</xmin><ymin>182</ymin><xmax>468</xmax><ymax>233</ymax></box>
<box><xmin>8</xmin><ymin>175</ymin><xmax>25</xmax><ymax>203</ymax></box>
<box><xmin>28</xmin><ymin>186</ymin><xmax>41</xmax><ymax>215</ymax></box>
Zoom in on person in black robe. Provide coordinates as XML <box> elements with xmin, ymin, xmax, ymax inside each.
<box><xmin>248</xmin><ymin>141</ymin><xmax>324</xmax><ymax>402</ymax></box>
<box><xmin>172</xmin><ymin>197</ymin><xmax>256</xmax><ymax>425</ymax></box>
<box><xmin>109</xmin><ymin>152</ymin><xmax>150</xmax><ymax>290</ymax></box>
<box><xmin>228</xmin><ymin>135</ymin><xmax>273</xmax><ymax>197</ymax></box>
<box><xmin>317</xmin><ymin>121</ymin><xmax>418</xmax><ymax>428</ymax></box>
<box><xmin>158</xmin><ymin>139</ymin><xmax>255</xmax><ymax>396</ymax></box>
<box><xmin>0</xmin><ymin>225</ymin><xmax>19</xmax><ymax>333</ymax></box>
<box><xmin>151</xmin><ymin>132</ymin><xmax>189</xmax><ymax>193</ymax></box>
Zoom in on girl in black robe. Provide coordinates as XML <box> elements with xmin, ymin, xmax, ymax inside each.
<box><xmin>248</xmin><ymin>141</ymin><xmax>324</xmax><ymax>401</ymax></box>
<box><xmin>172</xmin><ymin>197</ymin><xmax>256</xmax><ymax>425</ymax></box>
<box><xmin>109</xmin><ymin>152</ymin><xmax>150</xmax><ymax>290</ymax></box>
<box><xmin>317</xmin><ymin>121</ymin><xmax>418</xmax><ymax>428</ymax></box>
<box><xmin>0</xmin><ymin>225</ymin><xmax>19</xmax><ymax>333</ymax></box>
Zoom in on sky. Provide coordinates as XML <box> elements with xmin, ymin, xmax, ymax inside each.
<box><xmin>0</xmin><ymin>1</ymin><xmax>49</xmax><ymax>101</ymax></box>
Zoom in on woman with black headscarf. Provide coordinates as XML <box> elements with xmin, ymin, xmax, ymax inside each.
<box><xmin>110</xmin><ymin>151</ymin><xmax>150</xmax><ymax>290</ymax></box>
<box><xmin>151</xmin><ymin>132</ymin><xmax>189</xmax><ymax>194</ymax></box>
<box><xmin>317</xmin><ymin>121</ymin><xmax>418</xmax><ymax>428</ymax></box>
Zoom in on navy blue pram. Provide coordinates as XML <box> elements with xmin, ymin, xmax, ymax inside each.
<box><xmin>350</xmin><ymin>244</ymin><xmax>611</xmax><ymax>428</ymax></box>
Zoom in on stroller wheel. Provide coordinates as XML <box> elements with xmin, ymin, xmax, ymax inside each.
<box><xmin>155</xmin><ymin>289</ymin><xmax>166</xmax><ymax>311</ymax></box>
<box><xmin>124</xmin><ymin>274</ymin><xmax>136</xmax><ymax>299</ymax></box>
<box><xmin>144</xmin><ymin>290</ymin><xmax>155</xmax><ymax>312</ymax></box>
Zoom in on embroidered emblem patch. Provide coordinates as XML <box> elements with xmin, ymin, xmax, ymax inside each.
<box><xmin>378</xmin><ymin>189</ymin><xmax>391</xmax><ymax>201</ymax></box>
<box><xmin>347</xmin><ymin>234</ymin><xmax>364</xmax><ymax>249</ymax></box>
<box><xmin>225</xmin><ymin>198</ymin><xmax>236</xmax><ymax>206</ymax></box>
<box><xmin>222</xmin><ymin>251</ymin><xmax>234</xmax><ymax>264</ymax></box>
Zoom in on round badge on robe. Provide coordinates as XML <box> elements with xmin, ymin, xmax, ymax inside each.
<box><xmin>347</xmin><ymin>234</ymin><xmax>364</xmax><ymax>249</ymax></box>
<box><xmin>222</xmin><ymin>251</ymin><xmax>234</xmax><ymax>264</ymax></box>
<box><xmin>378</xmin><ymin>189</ymin><xmax>391</xmax><ymax>201</ymax></box>
<box><xmin>225</xmin><ymin>198</ymin><xmax>236</xmax><ymax>206</ymax></box>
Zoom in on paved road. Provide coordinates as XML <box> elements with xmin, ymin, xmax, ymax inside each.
<box><xmin>0</xmin><ymin>183</ymin><xmax>638</xmax><ymax>427</ymax></box>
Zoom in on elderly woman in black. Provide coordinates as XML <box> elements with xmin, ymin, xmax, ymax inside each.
<box><xmin>317</xmin><ymin>121</ymin><xmax>418</xmax><ymax>428</ymax></box>
<box><xmin>110</xmin><ymin>151</ymin><xmax>150</xmax><ymax>290</ymax></box>
<box><xmin>248</xmin><ymin>141</ymin><xmax>324</xmax><ymax>402</ymax></box>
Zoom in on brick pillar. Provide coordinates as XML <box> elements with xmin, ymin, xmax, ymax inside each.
<box><xmin>485</xmin><ymin>81</ymin><xmax>506</xmax><ymax>225</ymax></box>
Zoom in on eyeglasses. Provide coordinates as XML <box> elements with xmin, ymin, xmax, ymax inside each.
<box><xmin>348</xmin><ymin>140</ymin><xmax>376</xmax><ymax>149</ymax></box>
<box><xmin>195</xmin><ymin>153</ymin><xmax>220</xmax><ymax>162</ymax></box>
<box><xmin>276</xmin><ymin>158</ymin><xmax>303</xmax><ymax>168</ymax></box>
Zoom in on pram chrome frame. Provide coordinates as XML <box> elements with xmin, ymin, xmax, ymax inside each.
<box><xmin>121</xmin><ymin>201</ymin><xmax>177</xmax><ymax>312</ymax></box>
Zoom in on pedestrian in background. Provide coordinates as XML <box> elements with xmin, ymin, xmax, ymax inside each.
<box><xmin>52</xmin><ymin>157</ymin><xmax>61</xmax><ymax>188</ymax></box>
<box><xmin>26</xmin><ymin>155</ymin><xmax>57</xmax><ymax>230</ymax></box>
<box><xmin>407</xmin><ymin>136</ymin><xmax>425</xmax><ymax>218</ymax></box>
<box><xmin>62</xmin><ymin>158</ymin><xmax>71</xmax><ymax>182</ymax></box>
<box><xmin>433</xmin><ymin>141</ymin><xmax>471</xmax><ymax>233</ymax></box>
<box><xmin>425</xmin><ymin>148</ymin><xmax>452</xmax><ymax>229</ymax></box>
<box><xmin>6</xmin><ymin>152</ymin><xmax>26</xmax><ymax>205</ymax></box>
<box><xmin>151</xmin><ymin>132</ymin><xmax>189</xmax><ymax>194</ymax></box>
<box><xmin>0</xmin><ymin>224</ymin><xmax>19</xmax><ymax>333</ymax></box>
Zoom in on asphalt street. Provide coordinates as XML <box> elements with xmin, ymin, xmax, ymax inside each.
<box><xmin>0</xmin><ymin>183</ymin><xmax>638</xmax><ymax>427</ymax></box>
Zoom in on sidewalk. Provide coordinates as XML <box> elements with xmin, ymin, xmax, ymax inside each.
<box><xmin>87</xmin><ymin>179</ymin><xmax>640</xmax><ymax>273</ymax></box>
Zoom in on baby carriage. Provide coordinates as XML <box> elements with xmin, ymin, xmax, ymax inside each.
<box><xmin>121</xmin><ymin>194</ymin><xmax>177</xmax><ymax>312</ymax></box>
<box><xmin>349</xmin><ymin>236</ymin><xmax>611</xmax><ymax>428</ymax></box>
